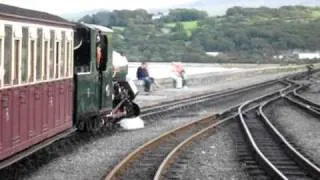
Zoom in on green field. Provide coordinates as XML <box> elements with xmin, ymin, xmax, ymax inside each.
<box><xmin>311</xmin><ymin>10</ymin><xmax>320</xmax><ymax>18</ymax></box>
<box><xmin>167</xmin><ymin>20</ymin><xmax>198</xmax><ymax>30</ymax></box>
<box><xmin>166</xmin><ymin>20</ymin><xmax>199</xmax><ymax>36</ymax></box>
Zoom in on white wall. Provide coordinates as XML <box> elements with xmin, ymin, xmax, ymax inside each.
<box><xmin>298</xmin><ymin>53</ymin><xmax>320</xmax><ymax>59</ymax></box>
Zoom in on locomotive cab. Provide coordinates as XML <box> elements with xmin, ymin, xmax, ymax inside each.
<box><xmin>73</xmin><ymin>23</ymin><xmax>140</xmax><ymax>131</ymax></box>
<box><xmin>73</xmin><ymin>23</ymin><xmax>114</xmax><ymax>131</ymax></box>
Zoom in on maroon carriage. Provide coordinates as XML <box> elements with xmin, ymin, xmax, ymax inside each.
<box><xmin>0</xmin><ymin>4</ymin><xmax>74</xmax><ymax>165</ymax></box>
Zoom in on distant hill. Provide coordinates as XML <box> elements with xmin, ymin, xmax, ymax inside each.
<box><xmin>61</xmin><ymin>0</ymin><xmax>320</xmax><ymax>20</ymax></box>
<box><xmin>60</xmin><ymin>8</ymin><xmax>108</xmax><ymax>21</ymax></box>
<box><xmin>179</xmin><ymin>0</ymin><xmax>320</xmax><ymax>15</ymax></box>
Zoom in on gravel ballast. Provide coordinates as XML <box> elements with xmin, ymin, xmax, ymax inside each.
<box><xmin>27</xmin><ymin>116</ymin><xmax>197</xmax><ymax>180</ymax></box>
<box><xmin>4</xmin><ymin>72</ymin><xmax>295</xmax><ymax>180</ymax></box>
<box><xmin>181</xmin><ymin>122</ymin><xmax>250</xmax><ymax>180</ymax></box>
<box><xmin>264</xmin><ymin>99</ymin><xmax>320</xmax><ymax>166</ymax></box>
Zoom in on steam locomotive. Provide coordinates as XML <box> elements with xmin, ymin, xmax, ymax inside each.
<box><xmin>0</xmin><ymin>3</ymin><xmax>140</xmax><ymax>168</ymax></box>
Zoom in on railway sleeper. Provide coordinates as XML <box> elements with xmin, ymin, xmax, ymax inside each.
<box><xmin>247</xmin><ymin>169</ymin><xmax>268</xmax><ymax>176</ymax></box>
<box><xmin>246</xmin><ymin>160</ymin><xmax>297</xmax><ymax>166</ymax></box>
<box><xmin>276</xmin><ymin>165</ymin><xmax>307</xmax><ymax>171</ymax></box>
<box><xmin>244</xmin><ymin>164</ymin><xmax>260</xmax><ymax>170</ymax></box>
<box><xmin>282</xmin><ymin>171</ymin><xmax>310</xmax><ymax>176</ymax></box>
<box><xmin>263</xmin><ymin>157</ymin><xmax>294</xmax><ymax>161</ymax></box>
<box><xmin>239</xmin><ymin>156</ymin><xmax>255</xmax><ymax>161</ymax></box>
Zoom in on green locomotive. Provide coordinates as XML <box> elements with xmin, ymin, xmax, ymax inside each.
<box><xmin>74</xmin><ymin>22</ymin><xmax>140</xmax><ymax>131</ymax></box>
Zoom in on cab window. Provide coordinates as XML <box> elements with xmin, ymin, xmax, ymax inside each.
<box><xmin>96</xmin><ymin>33</ymin><xmax>108</xmax><ymax>71</ymax></box>
<box><xmin>74</xmin><ymin>28</ymin><xmax>91</xmax><ymax>73</ymax></box>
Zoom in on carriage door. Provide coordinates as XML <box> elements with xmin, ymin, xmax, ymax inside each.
<box><xmin>74</xmin><ymin>28</ymin><xmax>101</xmax><ymax>120</ymax></box>
<box><xmin>97</xmin><ymin>33</ymin><xmax>113</xmax><ymax>111</ymax></box>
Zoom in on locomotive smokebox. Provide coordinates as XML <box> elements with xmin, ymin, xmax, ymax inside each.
<box><xmin>112</xmin><ymin>51</ymin><xmax>129</xmax><ymax>82</ymax></box>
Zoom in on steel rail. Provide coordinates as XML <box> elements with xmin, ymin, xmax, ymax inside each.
<box><xmin>153</xmin><ymin>117</ymin><xmax>231</xmax><ymax>180</ymax></box>
<box><xmin>259</xmin><ymin>96</ymin><xmax>320</xmax><ymax>179</ymax></box>
<box><xmin>141</xmin><ymin>80</ymin><xmax>287</xmax><ymax>121</ymax></box>
<box><xmin>0</xmin><ymin>72</ymin><xmax>307</xmax><ymax>172</ymax></box>
<box><xmin>153</xmin><ymin>79</ymin><xmax>294</xmax><ymax>179</ymax></box>
<box><xmin>238</xmin><ymin>79</ymin><xmax>320</xmax><ymax>179</ymax></box>
<box><xmin>153</xmin><ymin>90</ymin><xmax>281</xmax><ymax>180</ymax></box>
<box><xmin>0</xmin><ymin>78</ymin><xmax>285</xmax><ymax>171</ymax></box>
<box><xmin>285</xmin><ymin>95</ymin><xmax>320</xmax><ymax>117</ymax></box>
<box><xmin>105</xmin><ymin>113</ymin><xmax>218</xmax><ymax>180</ymax></box>
<box><xmin>141</xmin><ymin>79</ymin><xmax>280</xmax><ymax>115</ymax></box>
<box><xmin>280</xmin><ymin>83</ymin><xmax>320</xmax><ymax>116</ymax></box>
<box><xmin>106</xmin><ymin>81</ymin><xmax>293</xmax><ymax>180</ymax></box>
<box><xmin>289</xmin><ymin>85</ymin><xmax>320</xmax><ymax>112</ymax></box>
<box><xmin>237</xmin><ymin>83</ymin><xmax>294</xmax><ymax>180</ymax></box>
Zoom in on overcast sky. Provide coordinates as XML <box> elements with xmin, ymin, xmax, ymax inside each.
<box><xmin>0</xmin><ymin>0</ymin><xmax>198</xmax><ymax>14</ymax></box>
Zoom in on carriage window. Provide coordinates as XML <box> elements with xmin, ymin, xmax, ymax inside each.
<box><xmin>21</xmin><ymin>27</ymin><xmax>28</xmax><ymax>83</ymax></box>
<box><xmin>49</xmin><ymin>30</ymin><xmax>54</xmax><ymax>79</ymax></box>
<box><xmin>13</xmin><ymin>40</ymin><xmax>20</xmax><ymax>84</ymax></box>
<box><xmin>44</xmin><ymin>41</ymin><xmax>48</xmax><ymax>80</ymax></box>
<box><xmin>60</xmin><ymin>31</ymin><xmax>65</xmax><ymax>77</ymax></box>
<box><xmin>4</xmin><ymin>25</ymin><xmax>12</xmax><ymax>86</ymax></box>
<box><xmin>30</xmin><ymin>40</ymin><xmax>35</xmax><ymax>82</ymax></box>
<box><xmin>36</xmin><ymin>29</ymin><xmax>43</xmax><ymax>81</ymax></box>
<box><xmin>55</xmin><ymin>42</ymin><xmax>60</xmax><ymax>78</ymax></box>
<box><xmin>66</xmin><ymin>42</ymin><xmax>70</xmax><ymax>77</ymax></box>
<box><xmin>70</xmin><ymin>32</ymin><xmax>74</xmax><ymax>76</ymax></box>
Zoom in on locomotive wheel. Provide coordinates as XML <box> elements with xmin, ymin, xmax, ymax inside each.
<box><xmin>86</xmin><ymin>117</ymin><xmax>103</xmax><ymax>132</ymax></box>
<box><xmin>126</xmin><ymin>102</ymin><xmax>140</xmax><ymax>118</ymax></box>
<box><xmin>77</xmin><ymin>117</ymin><xmax>104</xmax><ymax>132</ymax></box>
<box><xmin>77</xmin><ymin>121</ymin><xmax>86</xmax><ymax>132</ymax></box>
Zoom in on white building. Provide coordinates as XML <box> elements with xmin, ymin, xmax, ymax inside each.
<box><xmin>273</xmin><ymin>55</ymin><xmax>284</xmax><ymax>59</ymax></box>
<box><xmin>274</xmin><ymin>50</ymin><xmax>320</xmax><ymax>60</ymax></box>
<box><xmin>206</xmin><ymin>52</ymin><xmax>221</xmax><ymax>57</ymax></box>
<box><xmin>296</xmin><ymin>52</ymin><xmax>320</xmax><ymax>59</ymax></box>
<box><xmin>152</xmin><ymin>14</ymin><xmax>163</xmax><ymax>20</ymax></box>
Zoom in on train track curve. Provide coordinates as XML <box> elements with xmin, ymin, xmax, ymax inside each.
<box><xmin>105</xmin><ymin>78</ymin><xmax>299</xmax><ymax>179</ymax></box>
<box><xmin>239</xmin><ymin>81</ymin><xmax>320</xmax><ymax>179</ymax></box>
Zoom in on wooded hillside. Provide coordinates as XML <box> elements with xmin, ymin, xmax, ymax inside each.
<box><xmin>80</xmin><ymin>6</ymin><xmax>320</xmax><ymax>63</ymax></box>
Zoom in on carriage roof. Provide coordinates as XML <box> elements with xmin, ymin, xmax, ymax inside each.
<box><xmin>0</xmin><ymin>3</ymin><xmax>74</xmax><ymax>27</ymax></box>
<box><xmin>78</xmin><ymin>22</ymin><xmax>113</xmax><ymax>34</ymax></box>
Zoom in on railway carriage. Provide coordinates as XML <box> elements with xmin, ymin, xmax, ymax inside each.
<box><xmin>0</xmin><ymin>3</ymin><xmax>139</xmax><ymax>168</ymax></box>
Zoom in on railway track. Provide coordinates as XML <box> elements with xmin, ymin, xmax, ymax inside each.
<box><xmin>0</xmin><ymin>77</ymin><xmax>290</xmax><ymax>171</ymax></box>
<box><xmin>105</xmin><ymin>79</ymin><xmax>296</xmax><ymax>180</ymax></box>
<box><xmin>106</xmin><ymin>75</ymin><xmax>320</xmax><ymax>180</ymax></box>
<box><xmin>0</xmin><ymin>76</ymin><xmax>289</xmax><ymax>177</ymax></box>
<box><xmin>140</xmin><ymin>79</ymin><xmax>284</xmax><ymax>120</ymax></box>
<box><xmin>285</xmin><ymin>85</ymin><xmax>320</xmax><ymax>114</ymax></box>
<box><xmin>238</xmin><ymin>82</ymin><xmax>320</xmax><ymax>179</ymax></box>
